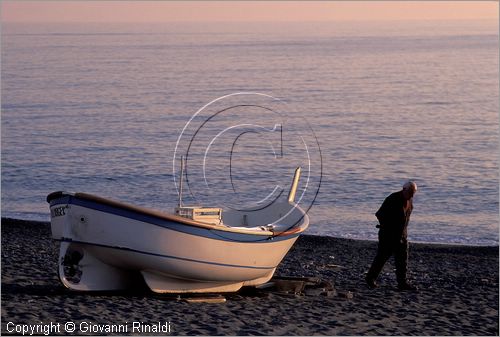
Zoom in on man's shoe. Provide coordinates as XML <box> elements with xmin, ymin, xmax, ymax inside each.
<box><xmin>398</xmin><ymin>282</ymin><xmax>418</xmax><ymax>291</ymax></box>
<box><xmin>365</xmin><ymin>276</ymin><xmax>378</xmax><ymax>289</ymax></box>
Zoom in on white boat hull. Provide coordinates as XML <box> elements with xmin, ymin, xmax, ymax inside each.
<box><xmin>48</xmin><ymin>192</ymin><xmax>309</xmax><ymax>293</ymax></box>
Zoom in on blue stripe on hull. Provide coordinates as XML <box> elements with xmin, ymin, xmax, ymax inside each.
<box><xmin>50</xmin><ymin>195</ymin><xmax>300</xmax><ymax>243</ymax></box>
<box><xmin>60</xmin><ymin>238</ymin><xmax>276</xmax><ymax>270</ymax></box>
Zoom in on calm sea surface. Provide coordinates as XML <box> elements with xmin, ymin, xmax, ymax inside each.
<box><xmin>2</xmin><ymin>20</ymin><xmax>498</xmax><ymax>245</ymax></box>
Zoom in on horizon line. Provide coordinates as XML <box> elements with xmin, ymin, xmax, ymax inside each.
<box><xmin>3</xmin><ymin>17</ymin><xmax>499</xmax><ymax>24</ymax></box>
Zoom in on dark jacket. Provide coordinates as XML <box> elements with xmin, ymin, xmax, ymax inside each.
<box><xmin>375</xmin><ymin>191</ymin><xmax>413</xmax><ymax>242</ymax></box>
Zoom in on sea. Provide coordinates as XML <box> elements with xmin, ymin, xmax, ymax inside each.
<box><xmin>2</xmin><ymin>20</ymin><xmax>498</xmax><ymax>246</ymax></box>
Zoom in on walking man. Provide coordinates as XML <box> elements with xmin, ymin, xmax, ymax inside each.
<box><xmin>365</xmin><ymin>181</ymin><xmax>418</xmax><ymax>291</ymax></box>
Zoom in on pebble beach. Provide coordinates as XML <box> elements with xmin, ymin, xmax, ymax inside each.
<box><xmin>1</xmin><ymin>218</ymin><xmax>498</xmax><ymax>335</ymax></box>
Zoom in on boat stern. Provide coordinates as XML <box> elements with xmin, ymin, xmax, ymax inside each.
<box><xmin>47</xmin><ymin>191</ymin><xmax>73</xmax><ymax>240</ymax></box>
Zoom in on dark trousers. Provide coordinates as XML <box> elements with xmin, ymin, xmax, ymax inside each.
<box><xmin>367</xmin><ymin>233</ymin><xmax>408</xmax><ymax>285</ymax></box>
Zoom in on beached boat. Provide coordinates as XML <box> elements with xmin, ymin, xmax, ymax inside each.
<box><xmin>47</xmin><ymin>168</ymin><xmax>309</xmax><ymax>293</ymax></box>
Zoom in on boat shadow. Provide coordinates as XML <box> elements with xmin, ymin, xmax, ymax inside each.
<box><xmin>2</xmin><ymin>276</ymin><xmax>332</xmax><ymax>300</ymax></box>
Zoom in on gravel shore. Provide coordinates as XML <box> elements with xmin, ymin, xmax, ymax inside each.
<box><xmin>2</xmin><ymin>218</ymin><xmax>498</xmax><ymax>335</ymax></box>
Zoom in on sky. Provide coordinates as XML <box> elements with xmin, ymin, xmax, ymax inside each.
<box><xmin>2</xmin><ymin>1</ymin><xmax>498</xmax><ymax>23</ymax></box>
